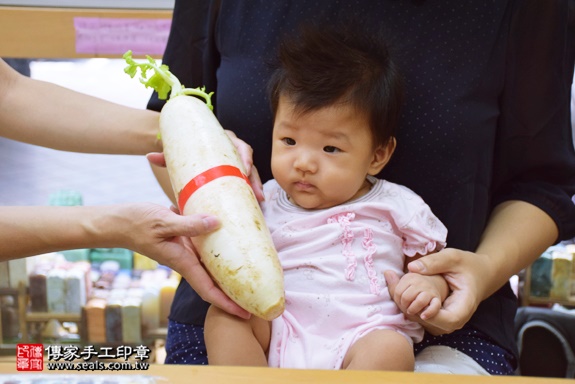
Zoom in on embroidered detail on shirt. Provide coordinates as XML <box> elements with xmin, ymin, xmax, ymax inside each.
<box><xmin>362</xmin><ymin>228</ymin><xmax>381</xmax><ymax>295</ymax></box>
<box><xmin>327</xmin><ymin>212</ymin><xmax>381</xmax><ymax>295</ymax></box>
<box><xmin>327</xmin><ymin>212</ymin><xmax>357</xmax><ymax>281</ymax></box>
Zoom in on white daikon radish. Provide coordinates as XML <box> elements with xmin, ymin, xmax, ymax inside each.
<box><xmin>123</xmin><ymin>51</ymin><xmax>284</xmax><ymax>320</ymax></box>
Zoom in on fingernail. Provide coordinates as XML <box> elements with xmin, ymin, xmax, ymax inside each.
<box><xmin>411</xmin><ymin>260</ymin><xmax>425</xmax><ymax>272</ymax></box>
<box><xmin>202</xmin><ymin>216</ymin><xmax>220</xmax><ymax>231</ymax></box>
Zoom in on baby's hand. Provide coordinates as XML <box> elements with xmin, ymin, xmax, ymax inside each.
<box><xmin>386</xmin><ymin>272</ymin><xmax>449</xmax><ymax>320</ymax></box>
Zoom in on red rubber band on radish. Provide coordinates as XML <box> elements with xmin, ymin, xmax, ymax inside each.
<box><xmin>177</xmin><ymin>165</ymin><xmax>250</xmax><ymax>213</ymax></box>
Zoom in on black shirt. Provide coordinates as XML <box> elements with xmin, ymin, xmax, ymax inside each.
<box><xmin>148</xmin><ymin>0</ymin><xmax>575</xmax><ymax>372</ymax></box>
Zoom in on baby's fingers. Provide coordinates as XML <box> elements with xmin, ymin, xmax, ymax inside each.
<box><xmin>405</xmin><ymin>291</ymin><xmax>434</xmax><ymax>315</ymax></box>
<box><xmin>420</xmin><ymin>297</ymin><xmax>442</xmax><ymax>320</ymax></box>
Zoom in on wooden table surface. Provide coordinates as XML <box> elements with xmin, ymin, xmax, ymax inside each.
<box><xmin>0</xmin><ymin>363</ymin><xmax>571</xmax><ymax>384</ymax></box>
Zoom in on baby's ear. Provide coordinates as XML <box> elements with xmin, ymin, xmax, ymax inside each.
<box><xmin>368</xmin><ymin>137</ymin><xmax>396</xmax><ymax>175</ymax></box>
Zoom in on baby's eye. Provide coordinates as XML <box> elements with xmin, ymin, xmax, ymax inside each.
<box><xmin>282</xmin><ymin>137</ymin><xmax>296</xmax><ymax>146</ymax></box>
<box><xmin>323</xmin><ymin>146</ymin><xmax>341</xmax><ymax>153</ymax></box>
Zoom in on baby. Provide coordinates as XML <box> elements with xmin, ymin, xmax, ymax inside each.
<box><xmin>205</xmin><ymin>22</ymin><xmax>448</xmax><ymax>371</ymax></box>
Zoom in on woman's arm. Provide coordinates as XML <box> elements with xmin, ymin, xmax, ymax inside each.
<box><xmin>388</xmin><ymin>0</ymin><xmax>575</xmax><ymax>335</ymax></box>
<box><xmin>387</xmin><ymin>200</ymin><xmax>558</xmax><ymax>334</ymax></box>
<box><xmin>0</xmin><ymin>203</ymin><xmax>250</xmax><ymax>318</ymax></box>
<box><xmin>0</xmin><ymin>203</ymin><xmax>219</xmax><ymax>261</ymax></box>
<box><xmin>472</xmin><ymin>200</ymin><xmax>558</xmax><ymax>299</ymax></box>
<box><xmin>0</xmin><ymin>58</ymin><xmax>161</xmax><ymax>155</ymax></box>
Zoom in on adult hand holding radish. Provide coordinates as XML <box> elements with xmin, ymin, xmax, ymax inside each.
<box><xmin>146</xmin><ymin>130</ymin><xmax>265</xmax><ymax>203</ymax></box>
<box><xmin>0</xmin><ymin>57</ymin><xmax>250</xmax><ymax>320</ymax></box>
<box><xmin>124</xmin><ymin>51</ymin><xmax>285</xmax><ymax>320</ymax></box>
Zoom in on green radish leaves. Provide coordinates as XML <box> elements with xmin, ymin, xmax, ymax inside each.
<box><xmin>123</xmin><ymin>50</ymin><xmax>213</xmax><ymax>111</ymax></box>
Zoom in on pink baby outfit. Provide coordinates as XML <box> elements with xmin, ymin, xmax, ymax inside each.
<box><xmin>261</xmin><ymin>176</ymin><xmax>448</xmax><ymax>369</ymax></box>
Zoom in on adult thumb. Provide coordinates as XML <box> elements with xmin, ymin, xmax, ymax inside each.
<box><xmin>163</xmin><ymin>213</ymin><xmax>221</xmax><ymax>238</ymax></box>
<box><xmin>146</xmin><ymin>152</ymin><xmax>166</xmax><ymax>167</ymax></box>
<box><xmin>406</xmin><ymin>248</ymin><xmax>457</xmax><ymax>275</ymax></box>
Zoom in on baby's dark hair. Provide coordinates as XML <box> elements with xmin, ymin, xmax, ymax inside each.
<box><xmin>268</xmin><ymin>22</ymin><xmax>404</xmax><ymax>148</ymax></box>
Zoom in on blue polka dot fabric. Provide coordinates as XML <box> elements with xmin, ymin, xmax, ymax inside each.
<box><xmin>414</xmin><ymin>329</ymin><xmax>516</xmax><ymax>375</ymax></box>
<box><xmin>164</xmin><ymin>321</ymin><xmax>208</xmax><ymax>365</ymax></box>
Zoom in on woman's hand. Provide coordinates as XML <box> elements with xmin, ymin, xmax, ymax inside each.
<box><xmin>385</xmin><ymin>248</ymin><xmax>491</xmax><ymax>335</ymax></box>
<box><xmin>224</xmin><ymin>130</ymin><xmax>264</xmax><ymax>201</ymax></box>
<box><xmin>387</xmin><ymin>201</ymin><xmax>558</xmax><ymax>335</ymax></box>
<box><xmin>118</xmin><ymin>202</ymin><xmax>251</xmax><ymax>319</ymax></box>
<box><xmin>147</xmin><ymin>130</ymin><xmax>264</xmax><ymax>201</ymax></box>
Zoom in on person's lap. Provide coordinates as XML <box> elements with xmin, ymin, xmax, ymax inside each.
<box><xmin>414</xmin><ymin>345</ymin><xmax>489</xmax><ymax>375</ymax></box>
<box><xmin>164</xmin><ymin>320</ymin><xmax>489</xmax><ymax>375</ymax></box>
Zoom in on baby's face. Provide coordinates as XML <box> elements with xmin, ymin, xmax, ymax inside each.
<box><xmin>271</xmin><ymin>96</ymin><xmax>388</xmax><ymax>209</ymax></box>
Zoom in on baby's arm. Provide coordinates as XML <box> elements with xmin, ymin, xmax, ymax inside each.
<box><xmin>390</xmin><ymin>271</ymin><xmax>449</xmax><ymax>320</ymax></box>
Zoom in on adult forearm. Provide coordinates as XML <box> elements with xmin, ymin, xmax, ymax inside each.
<box><xmin>475</xmin><ymin>200</ymin><xmax>558</xmax><ymax>300</ymax></box>
<box><xmin>0</xmin><ymin>206</ymin><xmax>127</xmax><ymax>261</ymax></box>
<box><xmin>0</xmin><ymin>61</ymin><xmax>161</xmax><ymax>155</ymax></box>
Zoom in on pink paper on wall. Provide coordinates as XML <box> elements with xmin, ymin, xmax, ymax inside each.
<box><xmin>74</xmin><ymin>17</ymin><xmax>171</xmax><ymax>56</ymax></box>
